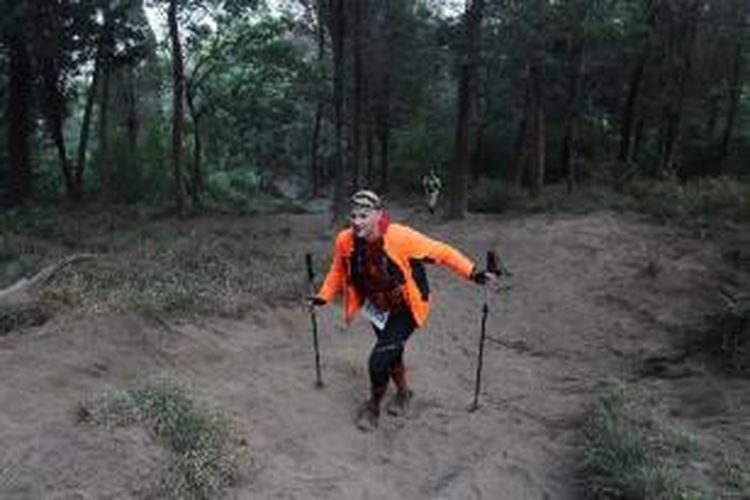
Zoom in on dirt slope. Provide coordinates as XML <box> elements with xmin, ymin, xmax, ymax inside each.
<box><xmin>0</xmin><ymin>209</ymin><xmax>746</xmax><ymax>499</ymax></box>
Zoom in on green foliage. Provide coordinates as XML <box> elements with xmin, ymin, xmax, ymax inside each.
<box><xmin>34</xmin><ymin>153</ymin><xmax>66</xmax><ymax>201</ymax></box>
<box><xmin>391</xmin><ymin>125</ymin><xmax>450</xmax><ymax>193</ymax></box>
<box><xmin>81</xmin><ymin>380</ymin><xmax>240</xmax><ymax>499</ymax></box>
<box><xmin>192</xmin><ymin>12</ymin><xmax>315</xmax><ymax>179</ymax></box>
<box><xmin>205</xmin><ymin>168</ymin><xmax>261</xmax><ymax>207</ymax></box>
<box><xmin>3</xmin><ymin>0</ymin><xmax>749</xmax><ymax>208</ymax></box>
<box><xmin>583</xmin><ymin>388</ymin><xmax>703</xmax><ymax>499</ymax></box>
<box><xmin>136</xmin><ymin>120</ymin><xmax>174</xmax><ymax>204</ymax></box>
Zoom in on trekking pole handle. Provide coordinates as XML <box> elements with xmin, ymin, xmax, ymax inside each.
<box><xmin>486</xmin><ymin>250</ymin><xmax>511</xmax><ymax>277</ymax></box>
<box><xmin>305</xmin><ymin>253</ymin><xmax>315</xmax><ymax>284</ymax></box>
<box><xmin>486</xmin><ymin>251</ymin><xmax>498</xmax><ymax>275</ymax></box>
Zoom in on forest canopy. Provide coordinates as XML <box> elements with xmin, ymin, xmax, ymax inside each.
<box><xmin>0</xmin><ymin>0</ymin><xmax>747</xmax><ymax>218</ymax></box>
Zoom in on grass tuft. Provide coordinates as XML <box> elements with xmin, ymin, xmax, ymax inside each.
<box><xmin>42</xmin><ymin>225</ymin><xmax>304</xmax><ymax>317</ymax></box>
<box><xmin>81</xmin><ymin>381</ymin><xmax>242</xmax><ymax>499</ymax></box>
<box><xmin>583</xmin><ymin>388</ymin><xmax>704</xmax><ymax>499</ymax></box>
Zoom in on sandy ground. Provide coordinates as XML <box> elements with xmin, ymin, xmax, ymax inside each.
<box><xmin>0</xmin><ymin>208</ymin><xmax>747</xmax><ymax>499</ymax></box>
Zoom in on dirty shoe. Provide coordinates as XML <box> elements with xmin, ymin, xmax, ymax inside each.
<box><xmin>356</xmin><ymin>401</ymin><xmax>380</xmax><ymax>432</ymax></box>
<box><xmin>386</xmin><ymin>389</ymin><xmax>413</xmax><ymax>417</ymax></box>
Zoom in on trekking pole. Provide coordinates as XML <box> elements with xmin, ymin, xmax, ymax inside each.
<box><xmin>470</xmin><ymin>250</ymin><xmax>500</xmax><ymax>412</ymax></box>
<box><xmin>305</xmin><ymin>253</ymin><xmax>324</xmax><ymax>388</ymax></box>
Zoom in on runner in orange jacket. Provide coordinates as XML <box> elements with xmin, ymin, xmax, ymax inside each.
<box><xmin>310</xmin><ymin>190</ymin><xmax>492</xmax><ymax>431</ymax></box>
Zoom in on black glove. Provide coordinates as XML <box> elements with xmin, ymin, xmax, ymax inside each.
<box><xmin>470</xmin><ymin>268</ymin><xmax>490</xmax><ymax>285</ymax></box>
<box><xmin>308</xmin><ymin>296</ymin><xmax>326</xmax><ymax>306</ymax></box>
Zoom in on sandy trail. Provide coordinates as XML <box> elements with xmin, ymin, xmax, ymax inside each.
<box><xmin>0</xmin><ymin>209</ymin><xmax>745</xmax><ymax>499</ymax></box>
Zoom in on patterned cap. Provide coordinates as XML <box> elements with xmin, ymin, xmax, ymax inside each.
<box><xmin>350</xmin><ymin>190</ymin><xmax>382</xmax><ymax>210</ymax></box>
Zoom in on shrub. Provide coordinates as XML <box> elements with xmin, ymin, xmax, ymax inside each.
<box><xmin>624</xmin><ymin>177</ymin><xmax>750</xmax><ymax>222</ymax></box>
<box><xmin>206</xmin><ymin>168</ymin><xmax>262</xmax><ymax>208</ymax></box>
<box><xmin>468</xmin><ymin>177</ymin><xmax>519</xmax><ymax>213</ymax></box>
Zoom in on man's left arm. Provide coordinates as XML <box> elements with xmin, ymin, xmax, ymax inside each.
<box><xmin>399</xmin><ymin>226</ymin><xmax>475</xmax><ymax>279</ymax></box>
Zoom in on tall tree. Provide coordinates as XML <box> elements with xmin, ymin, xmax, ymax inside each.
<box><xmin>97</xmin><ymin>4</ymin><xmax>116</xmax><ymax>199</ymax></box>
<box><xmin>527</xmin><ymin>0</ymin><xmax>546</xmax><ymax>198</ymax></box>
<box><xmin>76</xmin><ymin>4</ymin><xmax>112</xmax><ymax>202</ymax></box>
<box><xmin>560</xmin><ymin>0</ymin><xmax>591</xmax><ymax>193</ymax></box>
<box><xmin>718</xmin><ymin>0</ymin><xmax>749</xmax><ymax>168</ymax></box>
<box><xmin>307</xmin><ymin>0</ymin><xmax>326</xmax><ymax>198</ymax></box>
<box><xmin>448</xmin><ymin>0</ymin><xmax>484</xmax><ymax>219</ymax></box>
<box><xmin>350</xmin><ymin>0</ymin><xmax>366</xmax><ymax>190</ymax></box>
<box><xmin>327</xmin><ymin>0</ymin><xmax>347</xmax><ymax>221</ymax></box>
<box><xmin>657</xmin><ymin>0</ymin><xmax>701</xmax><ymax>177</ymax></box>
<box><xmin>374</xmin><ymin>0</ymin><xmax>393</xmax><ymax>194</ymax></box>
<box><xmin>618</xmin><ymin>0</ymin><xmax>656</xmax><ymax>166</ymax></box>
<box><xmin>4</xmin><ymin>32</ymin><xmax>33</xmax><ymax>205</ymax></box>
<box><xmin>168</xmin><ymin>0</ymin><xmax>186</xmax><ymax>215</ymax></box>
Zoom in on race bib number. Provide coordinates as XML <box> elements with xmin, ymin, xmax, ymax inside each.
<box><xmin>362</xmin><ymin>300</ymin><xmax>389</xmax><ymax>330</ymax></box>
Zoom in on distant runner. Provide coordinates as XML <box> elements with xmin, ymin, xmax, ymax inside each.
<box><xmin>309</xmin><ymin>190</ymin><xmax>492</xmax><ymax>431</ymax></box>
<box><xmin>422</xmin><ymin>169</ymin><xmax>442</xmax><ymax>214</ymax></box>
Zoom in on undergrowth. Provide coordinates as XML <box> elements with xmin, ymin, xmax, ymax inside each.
<box><xmin>0</xmin><ymin>207</ymin><xmax>305</xmax><ymax>320</ymax></box>
<box><xmin>583</xmin><ymin>388</ymin><xmax>703</xmax><ymax>499</ymax></box>
<box><xmin>467</xmin><ymin>176</ymin><xmax>750</xmax><ymax>225</ymax></box>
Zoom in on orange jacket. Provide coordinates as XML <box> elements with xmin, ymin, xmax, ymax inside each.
<box><xmin>317</xmin><ymin>223</ymin><xmax>476</xmax><ymax>327</ymax></box>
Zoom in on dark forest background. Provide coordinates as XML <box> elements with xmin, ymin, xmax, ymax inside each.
<box><xmin>0</xmin><ymin>0</ymin><xmax>748</xmax><ymax>220</ymax></box>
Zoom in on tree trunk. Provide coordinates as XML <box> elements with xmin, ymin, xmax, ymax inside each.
<box><xmin>372</xmin><ymin>0</ymin><xmax>392</xmax><ymax>194</ymax></box>
<box><xmin>365</xmin><ymin>107</ymin><xmax>375</xmax><ymax>185</ymax></box>
<box><xmin>376</xmin><ymin>72</ymin><xmax>391</xmax><ymax>195</ymax></box>
<box><xmin>185</xmin><ymin>84</ymin><xmax>203</xmax><ymax>209</ymax></box>
<box><xmin>75</xmin><ymin>48</ymin><xmax>101</xmax><ymax>200</ymax></box>
<box><xmin>450</xmin><ymin>68</ymin><xmax>471</xmax><ymax>218</ymax></box>
<box><xmin>124</xmin><ymin>65</ymin><xmax>139</xmax><ymax>153</ymax></box>
<box><xmin>378</xmin><ymin>124</ymin><xmax>390</xmax><ymax>194</ymax></box>
<box><xmin>471</xmin><ymin>65</ymin><xmax>489</xmax><ymax>181</ymax></box>
<box><xmin>560</xmin><ymin>36</ymin><xmax>583</xmax><ymax>194</ymax></box>
<box><xmin>168</xmin><ymin>0</ymin><xmax>185</xmax><ymax>215</ymax></box>
<box><xmin>510</xmin><ymin>83</ymin><xmax>530</xmax><ymax>192</ymax></box>
<box><xmin>718</xmin><ymin>0</ymin><xmax>748</xmax><ymax>168</ymax></box>
<box><xmin>561</xmin><ymin>16</ymin><xmax>586</xmax><ymax>194</ymax></box>
<box><xmin>350</xmin><ymin>0</ymin><xmax>365</xmax><ymax>190</ymax></box>
<box><xmin>310</xmin><ymin>102</ymin><xmax>323</xmax><ymax>197</ymax></box>
<box><xmin>448</xmin><ymin>0</ymin><xmax>484</xmax><ymax>219</ymax></box>
<box><xmin>5</xmin><ymin>33</ymin><xmax>33</xmax><ymax>206</ymax></box>
<box><xmin>40</xmin><ymin>58</ymin><xmax>75</xmax><ymax>200</ymax></box>
<box><xmin>97</xmin><ymin>8</ymin><xmax>115</xmax><ymax>200</ymax></box>
<box><xmin>659</xmin><ymin>2</ymin><xmax>698</xmax><ymax>177</ymax></box>
<box><xmin>309</xmin><ymin>0</ymin><xmax>326</xmax><ymax>198</ymax></box>
<box><xmin>364</xmin><ymin>30</ymin><xmax>375</xmax><ymax>187</ymax></box>
<box><xmin>619</xmin><ymin>50</ymin><xmax>647</xmax><ymax>164</ymax></box>
<box><xmin>527</xmin><ymin>0</ymin><xmax>545</xmax><ymax>198</ymax></box>
<box><xmin>329</xmin><ymin>0</ymin><xmax>347</xmax><ymax>221</ymax></box>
